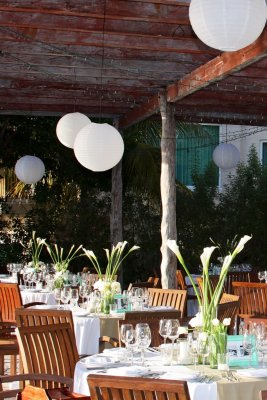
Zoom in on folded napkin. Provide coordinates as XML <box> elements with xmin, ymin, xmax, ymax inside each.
<box><xmin>236</xmin><ymin>369</ymin><xmax>267</xmax><ymax>378</ymax></box>
<box><xmin>159</xmin><ymin>366</ymin><xmax>200</xmax><ymax>381</ymax></box>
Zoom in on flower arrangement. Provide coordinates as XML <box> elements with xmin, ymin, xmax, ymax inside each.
<box><xmin>28</xmin><ymin>231</ymin><xmax>46</xmax><ymax>271</ymax></box>
<box><xmin>83</xmin><ymin>241</ymin><xmax>140</xmax><ymax>282</ymax></box>
<box><xmin>167</xmin><ymin>235</ymin><xmax>252</xmax><ymax>333</ymax></box>
<box><xmin>46</xmin><ymin>243</ymin><xmax>83</xmax><ymax>288</ymax></box>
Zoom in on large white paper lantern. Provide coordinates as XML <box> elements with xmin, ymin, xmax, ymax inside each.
<box><xmin>189</xmin><ymin>0</ymin><xmax>267</xmax><ymax>52</ymax></box>
<box><xmin>74</xmin><ymin>123</ymin><xmax>124</xmax><ymax>172</ymax></box>
<box><xmin>15</xmin><ymin>155</ymin><xmax>45</xmax><ymax>184</ymax></box>
<box><xmin>213</xmin><ymin>143</ymin><xmax>240</xmax><ymax>169</ymax></box>
<box><xmin>56</xmin><ymin>112</ymin><xmax>91</xmax><ymax>149</ymax></box>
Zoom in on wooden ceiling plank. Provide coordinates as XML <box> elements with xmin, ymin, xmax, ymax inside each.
<box><xmin>120</xmin><ymin>29</ymin><xmax>267</xmax><ymax>128</ymax></box>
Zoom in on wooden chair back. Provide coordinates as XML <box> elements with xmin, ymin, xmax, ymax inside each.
<box><xmin>15</xmin><ymin>308</ymin><xmax>74</xmax><ymax>331</ymax></box>
<box><xmin>217</xmin><ymin>293</ymin><xmax>240</xmax><ymax>334</ymax></box>
<box><xmin>147</xmin><ymin>288</ymin><xmax>187</xmax><ymax>317</ymax></box>
<box><xmin>196</xmin><ymin>276</ymin><xmax>222</xmax><ymax>301</ymax></box>
<box><xmin>121</xmin><ymin>310</ymin><xmax>182</xmax><ymax>347</ymax></box>
<box><xmin>176</xmin><ymin>270</ymin><xmax>187</xmax><ymax>290</ymax></box>
<box><xmin>128</xmin><ymin>281</ymin><xmax>154</xmax><ymax>291</ymax></box>
<box><xmin>0</xmin><ymin>283</ymin><xmax>22</xmax><ymax>323</ymax></box>
<box><xmin>232</xmin><ymin>282</ymin><xmax>267</xmax><ymax>318</ymax></box>
<box><xmin>147</xmin><ymin>277</ymin><xmax>161</xmax><ymax>288</ymax></box>
<box><xmin>88</xmin><ymin>374</ymin><xmax>191</xmax><ymax>400</ymax></box>
<box><xmin>224</xmin><ymin>271</ymin><xmax>253</xmax><ymax>293</ymax></box>
<box><xmin>16</xmin><ymin>322</ymin><xmax>79</xmax><ymax>389</ymax></box>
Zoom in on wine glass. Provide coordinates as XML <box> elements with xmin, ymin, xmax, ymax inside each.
<box><xmin>120</xmin><ymin>324</ymin><xmax>134</xmax><ymax>346</ymax></box>
<box><xmin>54</xmin><ymin>288</ymin><xmax>62</xmax><ymax>309</ymax></box>
<box><xmin>125</xmin><ymin>327</ymin><xmax>137</xmax><ymax>365</ymax></box>
<box><xmin>61</xmin><ymin>287</ymin><xmax>71</xmax><ymax>309</ymax></box>
<box><xmin>187</xmin><ymin>332</ymin><xmax>198</xmax><ymax>370</ymax></box>
<box><xmin>258</xmin><ymin>271</ymin><xmax>265</xmax><ymax>283</ymax></box>
<box><xmin>196</xmin><ymin>332</ymin><xmax>210</xmax><ymax>375</ymax></box>
<box><xmin>166</xmin><ymin>319</ymin><xmax>180</xmax><ymax>364</ymax></box>
<box><xmin>243</xmin><ymin>331</ymin><xmax>254</xmax><ymax>367</ymax></box>
<box><xmin>135</xmin><ymin>323</ymin><xmax>151</xmax><ymax>366</ymax></box>
<box><xmin>70</xmin><ymin>288</ymin><xmax>79</xmax><ymax>309</ymax></box>
<box><xmin>159</xmin><ymin>319</ymin><xmax>169</xmax><ymax>346</ymax></box>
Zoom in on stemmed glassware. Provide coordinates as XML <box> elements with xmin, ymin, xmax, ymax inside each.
<box><xmin>61</xmin><ymin>287</ymin><xmax>71</xmax><ymax>309</ymax></box>
<box><xmin>120</xmin><ymin>324</ymin><xmax>134</xmax><ymax>346</ymax></box>
<box><xmin>196</xmin><ymin>332</ymin><xmax>210</xmax><ymax>375</ymax></box>
<box><xmin>166</xmin><ymin>319</ymin><xmax>180</xmax><ymax>364</ymax></box>
<box><xmin>70</xmin><ymin>288</ymin><xmax>79</xmax><ymax>309</ymax></box>
<box><xmin>125</xmin><ymin>328</ymin><xmax>137</xmax><ymax>365</ymax></box>
<box><xmin>258</xmin><ymin>271</ymin><xmax>266</xmax><ymax>283</ymax></box>
<box><xmin>187</xmin><ymin>332</ymin><xmax>198</xmax><ymax>370</ymax></box>
<box><xmin>243</xmin><ymin>330</ymin><xmax>254</xmax><ymax>367</ymax></box>
<box><xmin>159</xmin><ymin>319</ymin><xmax>169</xmax><ymax>346</ymax></box>
<box><xmin>54</xmin><ymin>288</ymin><xmax>62</xmax><ymax>309</ymax></box>
<box><xmin>135</xmin><ymin>323</ymin><xmax>151</xmax><ymax>366</ymax></box>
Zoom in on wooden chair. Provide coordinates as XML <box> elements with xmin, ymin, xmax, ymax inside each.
<box><xmin>147</xmin><ymin>288</ymin><xmax>187</xmax><ymax>317</ymax></box>
<box><xmin>196</xmin><ymin>276</ymin><xmax>222</xmax><ymax>301</ymax></box>
<box><xmin>0</xmin><ymin>322</ymin><xmax>19</xmax><ymax>375</ymax></box>
<box><xmin>121</xmin><ymin>310</ymin><xmax>182</xmax><ymax>347</ymax></box>
<box><xmin>15</xmin><ymin>308</ymin><xmax>74</xmax><ymax>331</ymax></box>
<box><xmin>147</xmin><ymin>276</ymin><xmax>161</xmax><ymax>288</ymax></box>
<box><xmin>88</xmin><ymin>374</ymin><xmax>191</xmax><ymax>400</ymax></box>
<box><xmin>0</xmin><ymin>282</ymin><xmax>45</xmax><ymax>374</ymax></box>
<box><xmin>16</xmin><ymin>322</ymin><xmax>79</xmax><ymax>389</ymax></box>
<box><xmin>232</xmin><ymin>281</ymin><xmax>267</xmax><ymax>319</ymax></box>
<box><xmin>0</xmin><ymin>283</ymin><xmax>45</xmax><ymax>323</ymax></box>
<box><xmin>0</xmin><ymin>374</ymin><xmax>90</xmax><ymax>399</ymax></box>
<box><xmin>217</xmin><ymin>293</ymin><xmax>240</xmax><ymax>334</ymax></box>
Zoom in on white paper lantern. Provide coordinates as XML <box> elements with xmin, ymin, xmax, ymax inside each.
<box><xmin>15</xmin><ymin>155</ymin><xmax>45</xmax><ymax>184</ymax></box>
<box><xmin>56</xmin><ymin>112</ymin><xmax>91</xmax><ymax>149</ymax></box>
<box><xmin>74</xmin><ymin>123</ymin><xmax>124</xmax><ymax>172</ymax></box>
<box><xmin>213</xmin><ymin>143</ymin><xmax>240</xmax><ymax>169</ymax></box>
<box><xmin>189</xmin><ymin>0</ymin><xmax>267</xmax><ymax>52</ymax></box>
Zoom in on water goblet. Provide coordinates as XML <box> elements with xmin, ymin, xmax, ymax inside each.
<box><xmin>120</xmin><ymin>324</ymin><xmax>134</xmax><ymax>346</ymax></box>
<box><xmin>61</xmin><ymin>287</ymin><xmax>71</xmax><ymax>309</ymax></box>
<box><xmin>196</xmin><ymin>332</ymin><xmax>210</xmax><ymax>375</ymax></box>
<box><xmin>54</xmin><ymin>288</ymin><xmax>62</xmax><ymax>309</ymax></box>
<box><xmin>159</xmin><ymin>319</ymin><xmax>169</xmax><ymax>346</ymax></box>
<box><xmin>258</xmin><ymin>271</ymin><xmax>265</xmax><ymax>283</ymax></box>
<box><xmin>243</xmin><ymin>330</ymin><xmax>254</xmax><ymax>367</ymax></box>
<box><xmin>187</xmin><ymin>332</ymin><xmax>198</xmax><ymax>370</ymax></box>
<box><xmin>70</xmin><ymin>288</ymin><xmax>79</xmax><ymax>309</ymax></box>
<box><xmin>166</xmin><ymin>319</ymin><xmax>180</xmax><ymax>364</ymax></box>
<box><xmin>135</xmin><ymin>323</ymin><xmax>151</xmax><ymax>366</ymax></box>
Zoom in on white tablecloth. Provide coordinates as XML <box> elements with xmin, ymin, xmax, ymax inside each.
<box><xmin>73</xmin><ymin>352</ymin><xmax>217</xmax><ymax>399</ymax></box>
<box><xmin>21</xmin><ymin>290</ymin><xmax>57</xmax><ymax>306</ymax></box>
<box><xmin>73</xmin><ymin>315</ymin><xmax>100</xmax><ymax>355</ymax></box>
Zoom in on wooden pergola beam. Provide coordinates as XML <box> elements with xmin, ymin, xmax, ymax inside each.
<box><xmin>120</xmin><ymin>29</ymin><xmax>267</xmax><ymax>129</ymax></box>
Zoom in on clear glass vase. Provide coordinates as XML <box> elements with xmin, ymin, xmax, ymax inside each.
<box><xmin>209</xmin><ymin>332</ymin><xmax>227</xmax><ymax>368</ymax></box>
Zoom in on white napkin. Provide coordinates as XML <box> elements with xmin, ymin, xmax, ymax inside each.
<box><xmin>159</xmin><ymin>366</ymin><xmax>200</xmax><ymax>381</ymax></box>
<box><xmin>236</xmin><ymin>368</ymin><xmax>267</xmax><ymax>378</ymax></box>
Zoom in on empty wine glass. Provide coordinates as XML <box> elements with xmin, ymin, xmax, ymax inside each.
<box><xmin>196</xmin><ymin>332</ymin><xmax>210</xmax><ymax>375</ymax></box>
<box><xmin>120</xmin><ymin>324</ymin><xmax>134</xmax><ymax>346</ymax></box>
<box><xmin>125</xmin><ymin>327</ymin><xmax>137</xmax><ymax>365</ymax></box>
<box><xmin>243</xmin><ymin>330</ymin><xmax>254</xmax><ymax>367</ymax></box>
<box><xmin>70</xmin><ymin>288</ymin><xmax>79</xmax><ymax>309</ymax></box>
<box><xmin>166</xmin><ymin>319</ymin><xmax>180</xmax><ymax>364</ymax></box>
<box><xmin>258</xmin><ymin>271</ymin><xmax>265</xmax><ymax>283</ymax></box>
<box><xmin>159</xmin><ymin>319</ymin><xmax>169</xmax><ymax>346</ymax></box>
<box><xmin>61</xmin><ymin>287</ymin><xmax>71</xmax><ymax>309</ymax></box>
<box><xmin>135</xmin><ymin>323</ymin><xmax>151</xmax><ymax>366</ymax></box>
<box><xmin>54</xmin><ymin>288</ymin><xmax>61</xmax><ymax>309</ymax></box>
<box><xmin>187</xmin><ymin>332</ymin><xmax>198</xmax><ymax>370</ymax></box>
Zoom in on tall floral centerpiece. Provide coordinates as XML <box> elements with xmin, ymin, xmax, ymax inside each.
<box><xmin>83</xmin><ymin>241</ymin><xmax>140</xmax><ymax>313</ymax></box>
<box><xmin>46</xmin><ymin>243</ymin><xmax>83</xmax><ymax>288</ymax></box>
<box><xmin>28</xmin><ymin>231</ymin><xmax>46</xmax><ymax>272</ymax></box>
<box><xmin>167</xmin><ymin>235</ymin><xmax>252</xmax><ymax>366</ymax></box>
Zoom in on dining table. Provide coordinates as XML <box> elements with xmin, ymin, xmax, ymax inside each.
<box><xmin>73</xmin><ymin>347</ymin><xmax>267</xmax><ymax>400</ymax></box>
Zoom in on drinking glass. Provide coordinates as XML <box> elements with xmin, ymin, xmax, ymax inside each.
<box><xmin>135</xmin><ymin>323</ymin><xmax>151</xmax><ymax>366</ymax></box>
<box><xmin>125</xmin><ymin>327</ymin><xmax>137</xmax><ymax>365</ymax></box>
<box><xmin>61</xmin><ymin>287</ymin><xmax>71</xmax><ymax>309</ymax></box>
<box><xmin>187</xmin><ymin>332</ymin><xmax>198</xmax><ymax>370</ymax></box>
<box><xmin>159</xmin><ymin>319</ymin><xmax>169</xmax><ymax>346</ymax></box>
<box><xmin>166</xmin><ymin>319</ymin><xmax>180</xmax><ymax>364</ymax></box>
<box><xmin>54</xmin><ymin>288</ymin><xmax>62</xmax><ymax>309</ymax></box>
<box><xmin>258</xmin><ymin>271</ymin><xmax>265</xmax><ymax>283</ymax></box>
<box><xmin>120</xmin><ymin>324</ymin><xmax>134</xmax><ymax>346</ymax></box>
<box><xmin>196</xmin><ymin>332</ymin><xmax>210</xmax><ymax>375</ymax></box>
<box><xmin>70</xmin><ymin>288</ymin><xmax>79</xmax><ymax>308</ymax></box>
<box><xmin>243</xmin><ymin>331</ymin><xmax>254</xmax><ymax>367</ymax></box>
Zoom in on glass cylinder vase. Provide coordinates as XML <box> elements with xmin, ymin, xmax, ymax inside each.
<box><xmin>209</xmin><ymin>332</ymin><xmax>227</xmax><ymax>368</ymax></box>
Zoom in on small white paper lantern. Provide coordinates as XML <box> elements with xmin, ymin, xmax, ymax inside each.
<box><xmin>15</xmin><ymin>155</ymin><xmax>45</xmax><ymax>184</ymax></box>
<box><xmin>74</xmin><ymin>123</ymin><xmax>124</xmax><ymax>172</ymax></box>
<box><xmin>56</xmin><ymin>112</ymin><xmax>91</xmax><ymax>149</ymax></box>
<box><xmin>189</xmin><ymin>0</ymin><xmax>267</xmax><ymax>52</ymax></box>
<box><xmin>212</xmin><ymin>143</ymin><xmax>240</xmax><ymax>169</ymax></box>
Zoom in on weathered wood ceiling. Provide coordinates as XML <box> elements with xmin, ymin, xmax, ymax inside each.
<box><xmin>0</xmin><ymin>0</ymin><xmax>266</xmax><ymax>127</ymax></box>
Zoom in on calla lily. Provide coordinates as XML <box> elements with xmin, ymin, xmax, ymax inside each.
<box><xmin>232</xmin><ymin>235</ymin><xmax>252</xmax><ymax>257</ymax></box>
<box><xmin>200</xmin><ymin>246</ymin><xmax>217</xmax><ymax>273</ymax></box>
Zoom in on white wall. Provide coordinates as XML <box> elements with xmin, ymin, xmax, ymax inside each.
<box><xmin>218</xmin><ymin>125</ymin><xmax>267</xmax><ymax>189</ymax></box>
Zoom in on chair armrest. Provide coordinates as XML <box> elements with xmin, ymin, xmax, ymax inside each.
<box><xmin>99</xmin><ymin>336</ymin><xmax>120</xmax><ymax>352</ymax></box>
